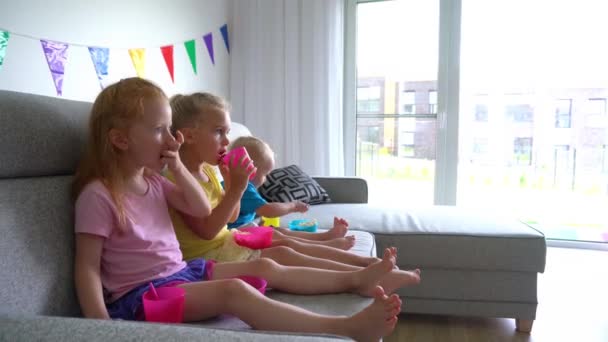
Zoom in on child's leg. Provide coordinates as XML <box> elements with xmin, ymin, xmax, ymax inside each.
<box><xmin>211</xmin><ymin>249</ymin><xmax>397</xmax><ymax>296</ymax></box>
<box><xmin>275</xmin><ymin>227</ymin><xmax>333</xmax><ymax>240</ymax></box>
<box><xmin>274</xmin><ymin>216</ymin><xmax>350</xmax><ymax>241</ymax></box>
<box><xmin>272</xmin><ymin>230</ymin><xmax>356</xmax><ymax>251</ymax></box>
<box><xmin>178</xmin><ymin>280</ymin><xmax>401</xmax><ymax>341</ymax></box>
<box><xmin>272</xmin><ymin>237</ymin><xmax>379</xmax><ymax>267</ymax></box>
<box><xmin>260</xmin><ymin>246</ymin><xmax>422</xmax><ymax>294</ymax></box>
<box><xmin>261</xmin><ymin>245</ymin><xmax>360</xmax><ymax>271</ymax></box>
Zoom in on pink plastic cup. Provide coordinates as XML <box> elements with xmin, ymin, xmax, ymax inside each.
<box><xmin>142</xmin><ymin>286</ymin><xmax>185</xmax><ymax>323</ymax></box>
<box><xmin>233</xmin><ymin>227</ymin><xmax>274</xmax><ymax>249</ymax></box>
<box><xmin>237</xmin><ymin>275</ymin><xmax>268</xmax><ymax>294</ymax></box>
<box><xmin>221</xmin><ymin>146</ymin><xmax>256</xmax><ymax>180</ymax></box>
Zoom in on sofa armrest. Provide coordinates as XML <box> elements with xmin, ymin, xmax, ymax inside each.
<box><xmin>313</xmin><ymin>177</ymin><xmax>368</xmax><ymax>204</ymax></box>
<box><xmin>0</xmin><ymin>314</ymin><xmax>351</xmax><ymax>341</ymax></box>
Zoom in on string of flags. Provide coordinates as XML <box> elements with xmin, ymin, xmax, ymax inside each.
<box><xmin>0</xmin><ymin>24</ymin><xmax>230</xmax><ymax>96</ymax></box>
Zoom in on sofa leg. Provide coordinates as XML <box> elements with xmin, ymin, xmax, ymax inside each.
<box><xmin>515</xmin><ymin>319</ymin><xmax>534</xmax><ymax>333</ymax></box>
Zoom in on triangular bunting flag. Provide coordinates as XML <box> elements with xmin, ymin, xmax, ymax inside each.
<box><xmin>40</xmin><ymin>40</ymin><xmax>69</xmax><ymax>96</ymax></box>
<box><xmin>160</xmin><ymin>45</ymin><xmax>174</xmax><ymax>82</ymax></box>
<box><xmin>88</xmin><ymin>47</ymin><xmax>110</xmax><ymax>89</ymax></box>
<box><xmin>219</xmin><ymin>24</ymin><xmax>230</xmax><ymax>54</ymax></box>
<box><xmin>128</xmin><ymin>48</ymin><xmax>146</xmax><ymax>78</ymax></box>
<box><xmin>184</xmin><ymin>40</ymin><xmax>197</xmax><ymax>75</ymax></box>
<box><xmin>0</xmin><ymin>31</ymin><xmax>10</xmax><ymax>71</ymax></box>
<box><xmin>203</xmin><ymin>33</ymin><xmax>214</xmax><ymax>65</ymax></box>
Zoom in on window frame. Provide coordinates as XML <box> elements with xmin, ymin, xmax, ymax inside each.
<box><xmin>344</xmin><ymin>0</ymin><xmax>462</xmax><ymax>205</ymax></box>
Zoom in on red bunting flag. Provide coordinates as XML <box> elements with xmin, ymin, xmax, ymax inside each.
<box><xmin>160</xmin><ymin>45</ymin><xmax>174</xmax><ymax>82</ymax></box>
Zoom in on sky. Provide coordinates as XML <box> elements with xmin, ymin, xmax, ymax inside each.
<box><xmin>357</xmin><ymin>0</ymin><xmax>608</xmax><ymax>89</ymax></box>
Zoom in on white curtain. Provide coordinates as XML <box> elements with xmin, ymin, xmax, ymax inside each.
<box><xmin>229</xmin><ymin>0</ymin><xmax>345</xmax><ymax>176</ymax></box>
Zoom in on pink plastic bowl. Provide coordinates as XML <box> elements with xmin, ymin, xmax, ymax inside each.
<box><xmin>233</xmin><ymin>227</ymin><xmax>274</xmax><ymax>249</ymax></box>
<box><xmin>142</xmin><ymin>286</ymin><xmax>185</xmax><ymax>323</ymax></box>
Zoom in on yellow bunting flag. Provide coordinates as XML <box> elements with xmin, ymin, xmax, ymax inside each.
<box><xmin>128</xmin><ymin>48</ymin><xmax>146</xmax><ymax>78</ymax></box>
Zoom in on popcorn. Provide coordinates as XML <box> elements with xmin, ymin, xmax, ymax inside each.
<box><xmin>298</xmin><ymin>219</ymin><xmax>317</xmax><ymax>227</ymax></box>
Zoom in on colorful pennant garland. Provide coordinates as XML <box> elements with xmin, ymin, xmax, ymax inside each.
<box><xmin>203</xmin><ymin>33</ymin><xmax>214</xmax><ymax>65</ymax></box>
<box><xmin>128</xmin><ymin>48</ymin><xmax>146</xmax><ymax>78</ymax></box>
<box><xmin>0</xmin><ymin>24</ymin><xmax>230</xmax><ymax>96</ymax></box>
<box><xmin>0</xmin><ymin>31</ymin><xmax>9</xmax><ymax>70</ymax></box>
<box><xmin>88</xmin><ymin>47</ymin><xmax>110</xmax><ymax>89</ymax></box>
<box><xmin>184</xmin><ymin>39</ymin><xmax>197</xmax><ymax>75</ymax></box>
<box><xmin>220</xmin><ymin>24</ymin><xmax>229</xmax><ymax>54</ymax></box>
<box><xmin>160</xmin><ymin>45</ymin><xmax>174</xmax><ymax>82</ymax></box>
<box><xmin>40</xmin><ymin>40</ymin><xmax>69</xmax><ymax>96</ymax></box>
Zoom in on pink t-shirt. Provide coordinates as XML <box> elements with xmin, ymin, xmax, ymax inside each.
<box><xmin>75</xmin><ymin>174</ymin><xmax>187</xmax><ymax>302</ymax></box>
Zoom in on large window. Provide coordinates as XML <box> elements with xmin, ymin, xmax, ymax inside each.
<box><xmin>458</xmin><ymin>0</ymin><xmax>608</xmax><ymax>243</ymax></box>
<box><xmin>354</xmin><ymin>0</ymin><xmax>439</xmax><ymax>205</ymax></box>
<box><xmin>348</xmin><ymin>0</ymin><xmax>608</xmax><ymax>244</ymax></box>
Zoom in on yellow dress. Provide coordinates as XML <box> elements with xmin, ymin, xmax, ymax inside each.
<box><xmin>167</xmin><ymin>164</ymin><xmax>259</xmax><ymax>262</ymax></box>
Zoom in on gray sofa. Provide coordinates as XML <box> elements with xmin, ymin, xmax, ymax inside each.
<box><xmin>0</xmin><ymin>89</ymin><xmax>546</xmax><ymax>340</ymax></box>
<box><xmin>0</xmin><ymin>90</ymin><xmax>363</xmax><ymax>341</ymax></box>
<box><xmin>283</xmin><ymin>205</ymin><xmax>546</xmax><ymax>332</ymax></box>
<box><xmin>231</xmin><ymin>120</ymin><xmax>547</xmax><ymax>333</ymax></box>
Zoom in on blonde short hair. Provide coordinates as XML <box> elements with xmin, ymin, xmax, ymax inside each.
<box><xmin>229</xmin><ymin>136</ymin><xmax>274</xmax><ymax>165</ymax></box>
<box><xmin>170</xmin><ymin>92</ymin><xmax>231</xmax><ymax>132</ymax></box>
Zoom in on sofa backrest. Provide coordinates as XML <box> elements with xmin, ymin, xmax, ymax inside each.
<box><xmin>0</xmin><ymin>90</ymin><xmax>90</xmax><ymax>317</ymax></box>
<box><xmin>0</xmin><ymin>90</ymin><xmax>252</xmax><ymax>317</ymax></box>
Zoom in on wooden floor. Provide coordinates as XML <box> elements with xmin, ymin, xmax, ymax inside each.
<box><xmin>385</xmin><ymin>247</ymin><xmax>608</xmax><ymax>342</ymax></box>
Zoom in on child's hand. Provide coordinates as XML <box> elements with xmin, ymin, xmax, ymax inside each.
<box><xmin>219</xmin><ymin>163</ymin><xmax>231</xmax><ymax>190</ymax></box>
<box><xmin>293</xmin><ymin>201</ymin><xmax>309</xmax><ymax>213</ymax></box>
<box><xmin>227</xmin><ymin>154</ymin><xmax>256</xmax><ymax>193</ymax></box>
<box><xmin>161</xmin><ymin>130</ymin><xmax>185</xmax><ymax>172</ymax></box>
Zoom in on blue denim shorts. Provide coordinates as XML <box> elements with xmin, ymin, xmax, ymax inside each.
<box><xmin>106</xmin><ymin>258</ymin><xmax>209</xmax><ymax>321</ymax></box>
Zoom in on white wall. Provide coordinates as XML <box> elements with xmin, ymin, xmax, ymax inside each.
<box><xmin>0</xmin><ymin>0</ymin><xmax>230</xmax><ymax>102</ymax></box>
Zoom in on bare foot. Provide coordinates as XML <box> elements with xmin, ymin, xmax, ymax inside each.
<box><xmin>343</xmin><ymin>286</ymin><xmax>401</xmax><ymax>342</ymax></box>
<box><xmin>373</xmin><ymin>247</ymin><xmax>420</xmax><ymax>293</ymax></box>
<box><xmin>355</xmin><ymin>248</ymin><xmax>396</xmax><ymax>296</ymax></box>
<box><xmin>366</xmin><ymin>256</ymin><xmax>383</xmax><ymax>266</ymax></box>
<box><xmin>326</xmin><ymin>217</ymin><xmax>349</xmax><ymax>239</ymax></box>
<box><xmin>324</xmin><ymin>235</ymin><xmax>356</xmax><ymax>250</ymax></box>
<box><xmin>367</xmin><ymin>247</ymin><xmax>395</xmax><ymax>267</ymax></box>
<box><xmin>378</xmin><ymin>268</ymin><xmax>421</xmax><ymax>295</ymax></box>
<box><xmin>394</xmin><ymin>248</ymin><xmax>401</xmax><ymax>268</ymax></box>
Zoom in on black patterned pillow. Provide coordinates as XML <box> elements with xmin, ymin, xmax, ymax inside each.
<box><xmin>259</xmin><ymin>165</ymin><xmax>331</xmax><ymax>205</ymax></box>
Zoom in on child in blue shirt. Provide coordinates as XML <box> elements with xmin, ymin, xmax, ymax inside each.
<box><xmin>226</xmin><ymin>136</ymin><xmax>354</xmax><ymax>247</ymax></box>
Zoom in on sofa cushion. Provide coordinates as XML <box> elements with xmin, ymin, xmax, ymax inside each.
<box><xmin>281</xmin><ymin>204</ymin><xmax>546</xmax><ymax>273</ymax></box>
<box><xmin>397</xmin><ymin>268</ymin><xmax>538</xmax><ymax>303</ymax></box>
<box><xmin>266</xmin><ymin>229</ymin><xmax>375</xmax><ymax>316</ymax></box>
<box><xmin>0</xmin><ymin>90</ymin><xmax>88</xmax><ymax>178</ymax></box>
<box><xmin>259</xmin><ymin>165</ymin><xmax>330</xmax><ymax>205</ymax></box>
<box><xmin>1</xmin><ymin>314</ymin><xmax>350</xmax><ymax>341</ymax></box>
<box><xmin>0</xmin><ymin>176</ymin><xmax>80</xmax><ymax>317</ymax></box>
